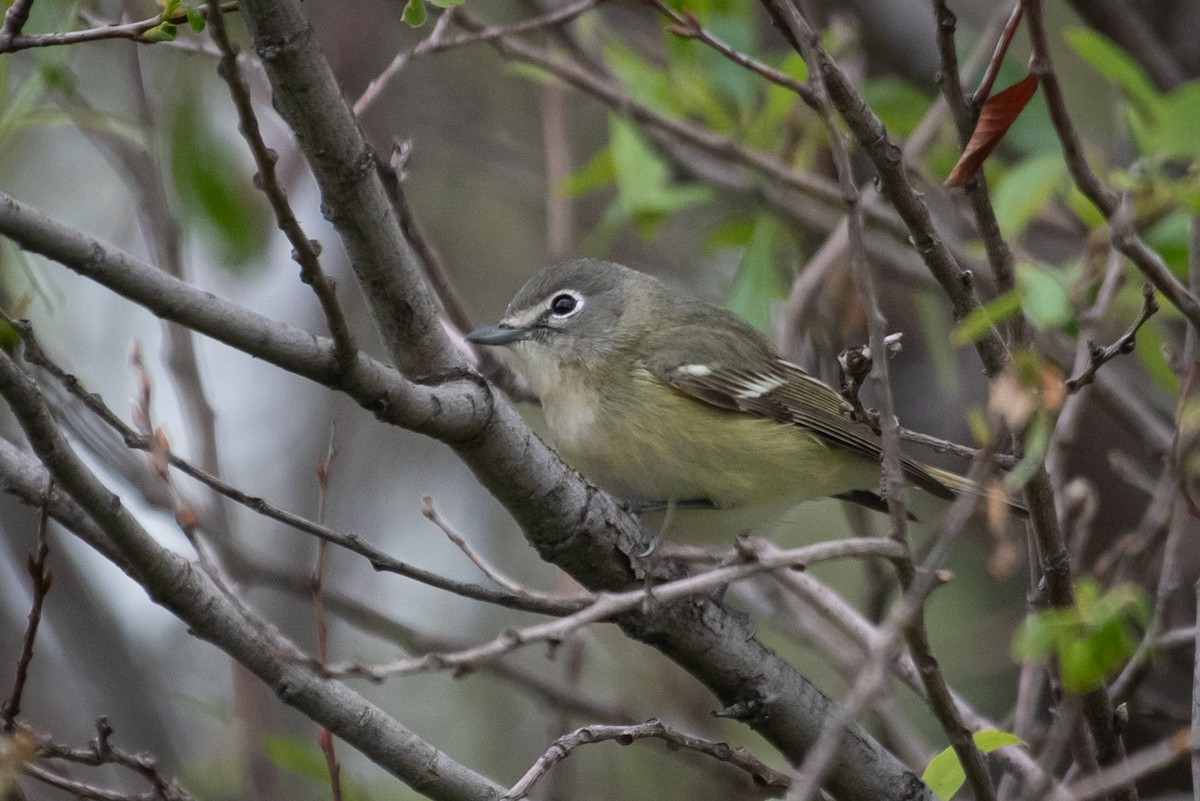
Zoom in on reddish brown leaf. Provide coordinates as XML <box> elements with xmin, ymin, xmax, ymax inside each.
<box><xmin>945</xmin><ymin>72</ymin><xmax>1039</xmax><ymax>187</ymax></box>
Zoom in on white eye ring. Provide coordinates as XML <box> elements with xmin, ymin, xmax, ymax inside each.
<box><xmin>548</xmin><ymin>290</ymin><xmax>584</xmax><ymax>319</ymax></box>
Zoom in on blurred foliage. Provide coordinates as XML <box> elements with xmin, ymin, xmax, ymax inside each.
<box><xmin>1013</xmin><ymin>579</ymin><xmax>1149</xmax><ymax>694</ymax></box>
<box><xmin>168</xmin><ymin>95</ymin><xmax>271</xmax><ymax>271</ymax></box>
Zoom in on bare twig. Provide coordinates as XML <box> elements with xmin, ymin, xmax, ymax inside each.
<box><xmin>1064</xmin><ymin>729</ymin><xmax>1192</xmax><ymax>801</ymax></box>
<box><xmin>352</xmin><ymin>7</ymin><xmax>457</xmax><ymax>117</ymax></box>
<box><xmin>503</xmin><ymin>719</ymin><xmax>791</xmax><ymax>800</ymax></box>
<box><xmin>1065</xmin><ymin>283</ymin><xmax>1159</xmax><ymax>392</ymax></box>
<box><xmin>375</xmin><ymin>143</ymin><xmax>537</xmax><ymax>404</ymax></box>
<box><xmin>650</xmin><ymin>0</ymin><xmax>816</xmax><ymax>108</ymax></box>
<box><xmin>769</xmin><ymin>4</ymin><xmax>995</xmax><ymax>799</ymax></box>
<box><xmin>0</xmin><ymin>0</ymin><xmax>36</xmax><ymax>49</ymax></box>
<box><xmin>206</xmin><ymin>0</ymin><xmax>357</xmax><ymax>371</ymax></box>
<box><xmin>422</xmin><ymin>496</ymin><xmax>592</xmax><ymax>605</ymax></box>
<box><xmin>324</xmin><ymin>538</ymin><xmax>908</xmax><ymax>681</ymax></box>
<box><xmin>1024</xmin><ymin>0</ymin><xmax>1200</xmax><ymax>333</ymax></box>
<box><xmin>0</xmin><ymin>477</ymin><xmax>53</xmax><ymax>730</ymax></box>
<box><xmin>34</xmin><ymin>717</ymin><xmax>195</xmax><ymax>801</ymax></box>
<box><xmin>8</xmin><ymin>317</ymin><xmax>575</xmax><ymax>616</ymax></box>
<box><xmin>310</xmin><ymin>428</ymin><xmax>343</xmax><ymax>801</ymax></box>
<box><xmin>932</xmin><ymin>0</ymin><xmax>1019</xmax><ymax>319</ymax></box>
<box><xmin>0</xmin><ymin>2</ymin><xmax>238</xmax><ymax>52</ymax></box>
<box><xmin>972</xmin><ymin>3</ymin><xmax>1024</xmax><ymax>108</ymax></box>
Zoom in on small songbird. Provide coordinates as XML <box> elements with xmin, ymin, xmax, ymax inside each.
<box><xmin>468</xmin><ymin>259</ymin><xmax>987</xmax><ymax>535</ymax></box>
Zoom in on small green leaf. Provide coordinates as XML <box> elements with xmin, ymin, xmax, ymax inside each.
<box><xmin>401</xmin><ymin>0</ymin><xmax>427</xmax><ymax>27</ymax></box>
<box><xmin>727</xmin><ymin>216</ymin><xmax>785</xmax><ymax>333</ymax></box>
<box><xmin>185</xmin><ymin>6</ymin><xmax>205</xmax><ymax>32</ymax></box>
<box><xmin>609</xmin><ymin>116</ymin><xmax>711</xmax><ymax>237</ymax></box>
<box><xmin>915</xmin><ymin>293</ymin><xmax>958</xmax><ymax>394</ymax></box>
<box><xmin>922</xmin><ymin>730</ymin><xmax>1026</xmax><ymax>799</ymax></box>
<box><xmin>142</xmin><ymin>21</ymin><xmax>178</xmax><ymax>42</ymax></box>
<box><xmin>563</xmin><ymin>147</ymin><xmax>615</xmax><ymax>197</ymax></box>
<box><xmin>1005</xmin><ymin>410</ymin><xmax>1053</xmax><ymax>488</ymax></box>
<box><xmin>704</xmin><ymin>218</ymin><xmax>756</xmax><ymax>251</ymax></box>
<box><xmin>992</xmin><ymin>155</ymin><xmax>1068</xmax><ymax>236</ymax></box>
<box><xmin>950</xmin><ymin>290</ymin><xmax>1021</xmax><ymax>345</ymax></box>
<box><xmin>861</xmin><ymin>77</ymin><xmax>931</xmax><ymax>138</ymax></box>
<box><xmin>922</xmin><ymin>747</ymin><xmax>966</xmax><ymax>799</ymax></box>
<box><xmin>1064</xmin><ymin>27</ymin><xmax>1159</xmax><ymax>112</ymax></box>
<box><xmin>1014</xmin><ymin>579</ymin><xmax>1149</xmax><ymax>694</ymax></box>
<box><xmin>1016</xmin><ymin>262</ymin><xmax>1073</xmax><ymax>329</ymax></box>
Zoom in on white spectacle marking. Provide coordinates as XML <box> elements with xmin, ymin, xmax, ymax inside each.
<box><xmin>675</xmin><ymin>364</ymin><xmax>713</xmax><ymax>378</ymax></box>
<box><xmin>734</xmin><ymin>374</ymin><xmax>785</xmax><ymax>399</ymax></box>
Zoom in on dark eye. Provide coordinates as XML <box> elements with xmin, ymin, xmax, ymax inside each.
<box><xmin>550</xmin><ymin>293</ymin><xmax>578</xmax><ymax>316</ymax></box>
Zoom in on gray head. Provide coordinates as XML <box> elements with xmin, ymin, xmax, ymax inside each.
<box><xmin>468</xmin><ymin>259</ymin><xmax>662</xmax><ymax>350</ymax></box>
<box><xmin>466</xmin><ymin>259</ymin><xmax>667</xmax><ymax>393</ymax></box>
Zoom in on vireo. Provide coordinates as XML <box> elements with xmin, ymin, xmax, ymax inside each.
<box><xmin>468</xmin><ymin>259</ymin><xmax>981</xmax><ymax>534</ymax></box>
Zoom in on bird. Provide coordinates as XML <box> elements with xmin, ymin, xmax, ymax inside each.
<box><xmin>467</xmin><ymin>258</ymin><xmax>997</xmax><ymax>538</ymax></box>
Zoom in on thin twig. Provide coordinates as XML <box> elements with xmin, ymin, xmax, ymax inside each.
<box><xmin>0</xmin><ymin>0</ymin><xmax>36</xmax><ymax>49</ymax></box>
<box><xmin>650</xmin><ymin>0</ymin><xmax>816</xmax><ymax>108</ymax></box>
<box><xmin>310</xmin><ymin>427</ymin><xmax>343</xmax><ymax>801</ymax></box>
<box><xmin>1024</xmin><ymin>0</ymin><xmax>1200</xmax><ymax>334</ymax></box>
<box><xmin>503</xmin><ymin>719</ymin><xmax>791</xmax><ymax>800</ymax></box>
<box><xmin>8</xmin><ymin>317</ymin><xmax>575</xmax><ymax>616</ymax></box>
<box><xmin>0</xmin><ymin>477</ymin><xmax>53</xmax><ymax>730</ymax></box>
<box><xmin>375</xmin><ymin>143</ymin><xmax>538</xmax><ymax>404</ymax></box>
<box><xmin>422</xmin><ymin>496</ymin><xmax>590</xmax><ymax>605</ymax></box>
<box><xmin>206</xmin><ymin>0</ymin><xmax>358</xmax><ymax>372</ymax></box>
<box><xmin>769</xmin><ymin>4</ymin><xmax>996</xmax><ymax>799</ymax></box>
<box><xmin>972</xmin><ymin>3</ymin><xmax>1024</xmax><ymax>108</ymax></box>
<box><xmin>0</xmin><ymin>2</ymin><xmax>238</xmax><ymax>52</ymax></box>
<box><xmin>34</xmin><ymin>717</ymin><xmax>196</xmax><ymax>801</ymax></box>
<box><xmin>758</xmin><ymin>0</ymin><xmax>1010</xmax><ymax>380</ymax></box>
<box><xmin>1064</xmin><ymin>283</ymin><xmax>1159</xmax><ymax>392</ymax></box>
<box><xmin>352</xmin><ymin>8</ymin><xmax>457</xmax><ymax>117</ymax></box>
<box><xmin>1064</xmin><ymin>729</ymin><xmax>1192</xmax><ymax>801</ymax></box>
<box><xmin>932</xmin><ymin>0</ymin><xmax>1019</xmax><ymax>322</ymax></box>
<box><xmin>323</xmin><ymin>538</ymin><xmax>908</xmax><ymax>681</ymax></box>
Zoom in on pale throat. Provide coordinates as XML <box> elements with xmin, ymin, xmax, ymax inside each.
<box><xmin>508</xmin><ymin>343</ymin><xmax>603</xmax><ymax>448</ymax></box>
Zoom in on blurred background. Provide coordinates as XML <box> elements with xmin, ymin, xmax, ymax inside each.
<box><xmin>1</xmin><ymin>0</ymin><xmax>1198</xmax><ymax>798</ymax></box>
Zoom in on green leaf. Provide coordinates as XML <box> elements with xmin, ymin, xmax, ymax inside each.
<box><xmin>185</xmin><ymin>6</ymin><xmax>205</xmax><ymax>32</ymax></box>
<box><xmin>169</xmin><ymin>97</ymin><xmax>270</xmax><ymax>270</ymax></box>
<box><xmin>704</xmin><ymin>218</ymin><xmax>756</xmax><ymax>251</ymax></box>
<box><xmin>922</xmin><ymin>730</ymin><xmax>1026</xmax><ymax>799</ymax></box>
<box><xmin>609</xmin><ymin>116</ymin><xmax>711</xmax><ymax>236</ymax></box>
<box><xmin>1005</xmin><ymin>410</ymin><xmax>1053</xmax><ymax>488</ymax></box>
<box><xmin>428</xmin><ymin>0</ymin><xmax>466</xmax><ymax>6</ymax></box>
<box><xmin>992</xmin><ymin>154</ymin><xmax>1068</xmax><ymax>236</ymax></box>
<box><xmin>861</xmin><ymin>77</ymin><xmax>931</xmax><ymax>138</ymax></box>
<box><xmin>142</xmin><ymin>21</ymin><xmax>178</xmax><ymax>42</ymax></box>
<box><xmin>950</xmin><ymin>290</ymin><xmax>1021</xmax><ymax>345</ymax></box>
<box><xmin>563</xmin><ymin>147</ymin><xmax>615</xmax><ymax>197</ymax></box>
<box><xmin>915</xmin><ymin>292</ymin><xmax>958</xmax><ymax>394</ymax></box>
<box><xmin>401</xmin><ymin>0</ymin><xmax>427</xmax><ymax>27</ymax></box>
<box><xmin>1141</xmin><ymin>80</ymin><xmax>1200</xmax><ymax>160</ymax></box>
<box><xmin>726</xmin><ymin>216</ymin><xmax>785</xmax><ymax>332</ymax></box>
<box><xmin>1016</xmin><ymin>262</ymin><xmax>1073</xmax><ymax>329</ymax></box>
<box><xmin>1013</xmin><ymin>579</ymin><xmax>1149</xmax><ymax>694</ymax></box>
<box><xmin>1064</xmin><ymin>27</ymin><xmax>1159</xmax><ymax>113</ymax></box>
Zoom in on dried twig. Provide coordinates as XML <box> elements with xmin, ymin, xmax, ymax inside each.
<box><xmin>0</xmin><ymin>478</ymin><xmax>53</xmax><ymax>730</ymax></box>
<box><xmin>34</xmin><ymin>717</ymin><xmax>195</xmax><ymax>801</ymax></box>
<box><xmin>1064</xmin><ymin>283</ymin><xmax>1159</xmax><ymax>393</ymax></box>
<box><xmin>0</xmin><ymin>2</ymin><xmax>237</xmax><ymax>52</ymax></box>
<box><xmin>323</xmin><ymin>538</ymin><xmax>908</xmax><ymax>681</ymax></box>
<box><xmin>8</xmin><ymin>318</ymin><xmax>574</xmax><ymax>616</ymax></box>
<box><xmin>206</xmin><ymin>0</ymin><xmax>357</xmax><ymax>371</ymax></box>
<box><xmin>504</xmin><ymin>719</ymin><xmax>791</xmax><ymax>800</ymax></box>
<box><xmin>423</xmin><ymin>496</ymin><xmax>591</xmax><ymax>605</ymax></box>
